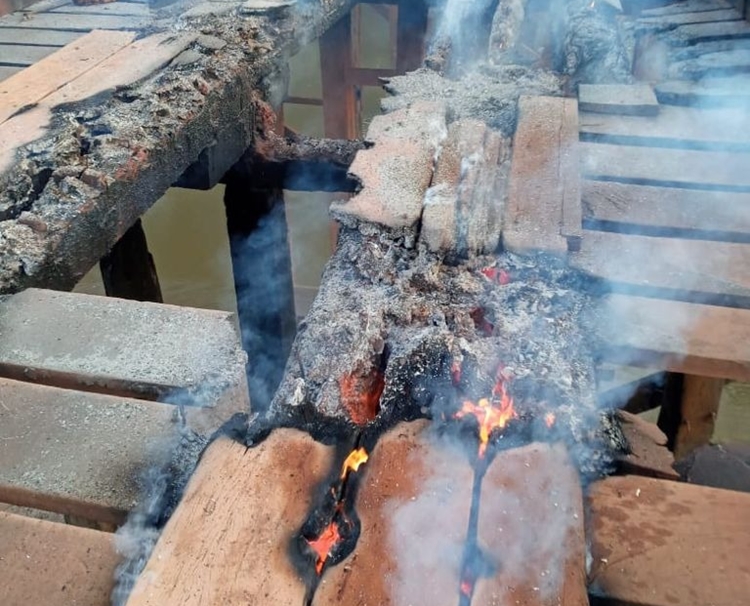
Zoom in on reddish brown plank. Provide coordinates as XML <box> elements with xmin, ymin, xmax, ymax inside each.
<box><xmin>588</xmin><ymin>475</ymin><xmax>750</xmax><ymax>606</ymax></box>
<box><xmin>0</xmin><ymin>510</ymin><xmax>119</xmax><ymax>606</ymax></box>
<box><xmin>0</xmin><ymin>29</ymin><xmax>136</xmax><ymax>125</ymax></box>
<box><xmin>505</xmin><ymin>95</ymin><xmax>579</xmax><ymax>255</ymax></box>
<box><xmin>597</xmin><ymin>293</ymin><xmax>750</xmax><ymax>381</ymax></box>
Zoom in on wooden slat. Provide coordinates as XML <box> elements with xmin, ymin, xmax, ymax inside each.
<box><xmin>671</xmin><ymin>19</ymin><xmax>750</xmax><ymax>45</ymax></box>
<box><xmin>0</xmin><ymin>29</ymin><xmax>135</xmax><ymax>125</ymax></box>
<box><xmin>578</xmin><ymin>83</ymin><xmax>659</xmax><ymax>116</ymax></box>
<box><xmin>655</xmin><ymin>75</ymin><xmax>750</xmax><ymax>107</ymax></box>
<box><xmin>0</xmin><ymin>64</ymin><xmax>22</xmax><ymax>81</ymax></box>
<box><xmin>504</xmin><ymin>95</ymin><xmax>578</xmax><ymax>255</ymax></box>
<box><xmin>1</xmin><ymin>12</ymin><xmax>148</xmax><ymax>31</ymax></box>
<box><xmin>50</xmin><ymin>2</ymin><xmax>150</xmax><ymax>16</ymax></box>
<box><xmin>0</xmin><ymin>378</ymin><xmax>176</xmax><ymax>524</ymax></box>
<box><xmin>0</xmin><ymin>31</ymin><xmax>195</xmax><ymax>173</ymax></box>
<box><xmin>126</xmin><ymin>431</ymin><xmax>334</xmax><ymax>606</ymax></box>
<box><xmin>0</xmin><ymin>43</ymin><xmax>58</xmax><ymax>66</ymax></box>
<box><xmin>670</xmin><ymin>48</ymin><xmax>750</xmax><ymax>78</ymax></box>
<box><xmin>638</xmin><ymin>7</ymin><xmax>742</xmax><ymax>27</ymax></box>
<box><xmin>596</xmin><ymin>293</ymin><xmax>750</xmax><ymax>380</ymax></box>
<box><xmin>675</xmin><ymin>375</ymin><xmax>725</xmax><ymax>459</ymax></box>
<box><xmin>588</xmin><ymin>475</ymin><xmax>750</xmax><ymax>606</ymax></box>
<box><xmin>580</xmin><ymin>141</ymin><xmax>750</xmax><ymax>190</ymax></box>
<box><xmin>573</xmin><ymin>230</ymin><xmax>750</xmax><ymax>305</ymax></box>
<box><xmin>0</xmin><ymin>510</ymin><xmax>119</xmax><ymax>606</ymax></box>
<box><xmin>640</xmin><ymin>0</ymin><xmax>732</xmax><ymax>16</ymax></box>
<box><xmin>22</xmin><ymin>0</ymin><xmax>72</xmax><ymax>12</ymax></box>
<box><xmin>581</xmin><ymin>180</ymin><xmax>750</xmax><ymax>241</ymax></box>
<box><xmin>580</xmin><ymin>105</ymin><xmax>750</xmax><ymax>151</ymax></box>
<box><xmin>0</xmin><ymin>26</ymin><xmax>81</xmax><ymax>46</ymax></box>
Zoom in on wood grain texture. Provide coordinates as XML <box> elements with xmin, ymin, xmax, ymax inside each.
<box><xmin>588</xmin><ymin>475</ymin><xmax>750</xmax><ymax>606</ymax></box>
<box><xmin>126</xmin><ymin>431</ymin><xmax>334</xmax><ymax>606</ymax></box>
<box><xmin>0</xmin><ymin>43</ymin><xmax>59</xmax><ymax>66</ymax></box>
<box><xmin>578</xmin><ymin>83</ymin><xmax>658</xmax><ymax>116</ymax></box>
<box><xmin>675</xmin><ymin>375</ymin><xmax>725</xmax><ymax>459</ymax></box>
<box><xmin>0</xmin><ymin>26</ymin><xmax>81</xmax><ymax>45</ymax></box>
<box><xmin>596</xmin><ymin>293</ymin><xmax>750</xmax><ymax>381</ymax></box>
<box><xmin>638</xmin><ymin>7</ymin><xmax>742</xmax><ymax>28</ymax></box>
<box><xmin>0</xmin><ymin>510</ymin><xmax>119</xmax><ymax>606</ymax></box>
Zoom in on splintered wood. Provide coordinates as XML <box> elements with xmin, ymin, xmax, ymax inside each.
<box><xmin>126</xmin><ymin>430</ymin><xmax>335</xmax><ymax>606</ymax></box>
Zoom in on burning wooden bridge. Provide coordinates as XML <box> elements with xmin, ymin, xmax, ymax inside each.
<box><xmin>1</xmin><ymin>0</ymin><xmax>750</xmax><ymax>605</ymax></box>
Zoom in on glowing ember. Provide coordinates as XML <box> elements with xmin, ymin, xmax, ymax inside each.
<box><xmin>480</xmin><ymin>266</ymin><xmax>511</xmax><ymax>285</ymax></box>
<box><xmin>545</xmin><ymin>412</ymin><xmax>556</xmax><ymax>428</ymax></box>
<box><xmin>307</xmin><ymin>522</ymin><xmax>341</xmax><ymax>575</ymax></box>
<box><xmin>339</xmin><ymin>371</ymin><xmax>384</xmax><ymax>425</ymax></box>
<box><xmin>455</xmin><ymin>375</ymin><xmax>516</xmax><ymax>458</ymax></box>
<box><xmin>340</xmin><ymin>447</ymin><xmax>369</xmax><ymax>479</ymax></box>
<box><xmin>451</xmin><ymin>359</ymin><xmax>462</xmax><ymax>385</ymax></box>
<box><xmin>460</xmin><ymin>580</ymin><xmax>473</xmax><ymax>597</ymax></box>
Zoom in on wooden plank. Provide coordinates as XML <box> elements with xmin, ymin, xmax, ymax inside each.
<box><xmin>656</xmin><ymin>74</ymin><xmax>750</xmax><ymax>107</ymax></box>
<box><xmin>319</xmin><ymin>12</ymin><xmax>358</xmax><ymax>138</ymax></box>
<box><xmin>641</xmin><ymin>0</ymin><xmax>732</xmax><ymax>16</ymax></box>
<box><xmin>588</xmin><ymin>475</ymin><xmax>750</xmax><ymax>606</ymax></box>
<box><xmin>638</xmin><ymin>7</ymin><xmax>742</xmax><ymax>27</ymax></box>
<box><xmin>581</xmin><ymin>181</ymin><xmax>750</xmax><ymax>241</ymax></box>
<box><xmin>579</xmin><ymin>83</ymin><xmax>659</xmax><ymax>116</ymax></box>
<box><xmin>51</xmin><ymin>2</ymin><xmax>150</xmax><ymax>15</ymax></box>
<box><xmin>596</xmin><ymin>293</ymin><xmax>750</xmax><ymax>381</ymax></box>
<box><xmin>580</xmin><ymin>105</ymin><xmax>750</xmax><ymax>151</ymax></box>
<box><xmin>0</xmin><ymin>510</ymin><xmax>119</xmax><ymax>606</ymax></box>
<box><xmin>0</xmin><ymin>29</ymin><xmax>135</xmax><ymax>125</ymax></box>
<box><xmin>504</xmin><ymin>95</ymin><xmax>577</xmax><ymax>255</ymax></box>
<box><xmin>0</xmin><ymin>64</ymin><xmax>21</xmax><ymax>81</ymax></box>
<box><xmin>22</xmin><ymin>0</ymin><xmax>72</xmax><ymax>12</ymax></box>
<box><xmin>574</xmin><ymin>230</ymin><xmax>750</xmax><ymax>304</ymax></box>
<box><xmin>126</xmin><ymin>431</ymin><xmax>334</xmax><ymax>606</ymax></box>
<box><xmin>1</xmin><ymin>12</ymin><xmax>148</xmax><ymax>31</ymax></box>
<box><xmin>616</xmin><ymin>410</ymin><xmax>680</xmax><ymax>480</ymax></box>
<box><xmin>670</xmin><ymin>48</ymin><xmax>750</xmax><ymax>78</ymax></box>
<box><xmin>0</xmin><ymin>43</ymin><xmax>58</xmax><ymax>66</ymax></box>
<box><xmin>0</xmin><ymin>31</ymin><xmax>195</xmax><ymax>173</ymax></box>
<box><xmin>580</xmin><ymin>141</ymin><xmax>750</xmax><ymax>190</ymax></box>
<box><xmin>674</xmin><ymin>375</ymin><xmax>725</xmax><ymax>459</ymax></box>
<box><xmin>0</xmin><ymin>26</ymin><xmax>81</xmax><ymax>46</ymax></box>
<box><xmin>671</xmin><ymin>19</ymin><xmax>750</xmax><ymax>45</ymax></box>
<box><xmin>0</xmin><ymin>378</ymin><xmax>176</xmax><ymax>524</ymax></box>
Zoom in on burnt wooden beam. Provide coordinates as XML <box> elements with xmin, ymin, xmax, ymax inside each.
<box><xmin>320</xmin><ymin>12</ymin><xmax>359</xmax><ymax>139</ymax></box>
<box><xmin>100</xmin><ymin>219</ymin><xmax>163</xmax><ymax>303</ymax></box>
<box><xmin>223</xmin><ymin>170</ymin><xmax>296</xmax><ymax>412</ymax></box>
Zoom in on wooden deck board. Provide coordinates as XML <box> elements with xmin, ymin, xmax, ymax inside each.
<box><xmin>0</xmin><ymin>64</ymin><xmax>22</xmax><ymax>81</ymax></box>
<box><xmin>0</xmin><ymin>26</ymin><xmax>81</xmax><ymax>46</ymax></box>
<box><xmin>0</xmin><ymin>378</ymin><xmax>177</xmax><ymax>524</ymax></box>
<box><xmin>640</xmin><ymin>0</ymin><xmax>732</xmax><ymax>16</ymax></box>
<box><xmin>671</xmin><ymin>19</ymin><xmax>750</xmax><ymax>45</ymax></box>
<box><xmin>595</xmin><ymin>293</ymin><xmax>750</xmax><ymax>380</ymax></box>
<box><xmin>588</xmin><ymin>475</ymin><xmax>750</xmax><ymax>606</ymax></box>
<box><xmin>504</xmin><ymin>95</ymin><xmax>578</xmax><ymax>255</ymax></box>
<box><xmin>655</xmin><ymin>76</ymin><xmax>750</xmax><ymax>107</ymax></box>
<box><xmin>638</xmin><ymin>7</ymin><xmax>742</xmax><ymax>28</ymax></box>
<box><xmin>572</xmin><ymin>230</ymin><xmax>750</xmax><ymax>305</ymax></box>
<box><xmin>0</xmin><ymin>510</ymin><xmax>119</xmax><ymax>606</ymax></box>
<box><xmin>0</xmin><ymin>29</ymin><xmax>135</xmax><ymax>125</ymax></box>
<box><xmin>579</xmin><ymin>105</ymin><xmax>750</xmax><ymax>151</ymax></box>
<box><xmin>580</xmin><ymin>141</ymin><xmax>750</xmax><ymax>190</ymax></box>
<box><xmin>50</xmin><ymin>2</ymin><xmax>150</xmax><ymax>16</ymax></box>
<box><xmin>581</xmin><ymin>181</ymin><xmax>750</xmax><ymax>241</ymax></box>
<box><xmin>126</xmin><ymin>431</ymin><xmax>334</xmax><ymax>606</ymax></box>
<box><xmin>0</xmin><ymin>43</ymin><xmax>59</xmax><ymax>66</ymax></box>
<box><xmin>0</xmin><ymin>12</ymin><xmax>149</xmax><ymax>31</ymax></box>
<box><xmin>578</xmin><ymin>83</ymin><xmax>659</xmax><ymax>116</ymax></box>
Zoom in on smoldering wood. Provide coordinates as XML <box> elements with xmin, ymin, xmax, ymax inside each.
<box><xmin>100</xmin><ymin>218</ymin><xmax>163</xmax><ymax>303</ymax></box>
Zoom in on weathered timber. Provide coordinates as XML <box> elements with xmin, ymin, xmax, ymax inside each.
<box><xmin>316</xmin><ymin>420</ymin><xmax>474</xmax><ymax>606</ymax></box>
<box><xmin>100</xmin><ymin>218</ymin><xmax>163</xmax><ymax>302</ymax></box>
<box><xmin>615</xmin><ymin>410</ymin><xmax>680</xmax><ymax>480</ymax></box>
<box><xmin>637</xmin><ymin>7</ymin><xmax>742</xmax><ymax>29</ymax></box>
<box><xmin>0</xmin><ymin>64</ymin><xmax>20</xmax><ymax>81</ymax></box>
<box><xmin>670</xmin><ymin>19</ymin><xmax>750</xmax><ymax>45</ymax></box>
<box><xmin>0</xmin><ymin>43</ymin><xmax>60</xmax><ymax>66</ymax></box>
<box><xmin>0</xmin><ymin>289</ymin><xmax>249</xmax><ymax>427</ymax></box>
<box><xmin>474</xmin><ymin>443</ymin><xmax>588</xmax><ymax>606</ymax></box>
<box><xmin>0</xmin><ymin>11</ymin><xmax>148</xmax><ymax>30</ymax></box>
<box><xmin>223</xmin><ymin>172</ymin><xmax>296</xmax><ymax>412</ymax></box>
<box><xmin>596</xmin><ymin>293</ymin><xmax>750</xmax><ymax>381</ymax></box>
<box><xmin>580</xmin><ymin>141</ymin><xmax>750</xmax><ymax>190</ymax></box>
<box><xmin>0</xmin><ymin>29</ymin><xmax>135</xmax><ymax>125</ymax></box>
<box><xmin>487</xmin><ymin>0</ymin><xmax>529</xmax><ymax>65</ymax></box>
<box><xmin>655</xmin><ymin>76</ymin><xmax>750</xmax><ymax>107</ymax></box>
<box><xmin>588</xmin><ymin>475</ymin><xmax>750</xmax><ymax>606</ymax></box>
<box><xmin>504</xmin><ymin>95</ymin><xmax>579</xmax><ymax>255</ymax></box>
<box><xmin>50</xmin><ymin>1</ymin><xmax>150</xmax><ymax>15</ymax></box>
<box><xmin>0</xmin><ymin>26</ymin><xmax>80</xmax><ymax>46</ymax></box>
<box><xmin>578</xmin><ymin>83</ymin><xmax>659</xmax><ymax>116</ymax></box>
<box><xmin>0</xmin><ymin>510</ymin><xmax>119</xmax><ymax>606</ymax></box>
<box><xmin>572</xmin><ymin>230</ymin><xmax>750</xmax><ymax>305</ymax></box>
<box><xmin>581</xmin><ymin>181</ymin><xmax>750</xmax><ymax>240</ymax></box>
<box><xmin>320</xmin><ymin>12</ymin><xmax>358</xmax><ymax>139</ymax></box>
<box><xmin>581</xmin><ymin>105</ymin><xmax>750</xmax><ymax>150</ymax></box>
<box><xmin>0</xmin><ymin>378</ymin><xmax>177</xmax><ymax>524</ymax></box>
<box><xmin>673</xmin><ymin>375</ymin><xmax>725</xmax><ymax>459</ymax></box>
<box><xmin>640</xmin><ymin>0</ymin><xmax>732</xmax><ymax>16</ymax></box>
<box><xmin>669</xmin><ymin>47</ymin><xmax>750</xmax><ymax>79</ymax></box>
<box><xmin>0</xmin><ymin>0</ymin><xmax>356</xmax><ymax>295</ymax></box>
<box><xmin>125</xmin><ymin>431</ymin><xmax>334</xmax><ymax>606</ymax></box>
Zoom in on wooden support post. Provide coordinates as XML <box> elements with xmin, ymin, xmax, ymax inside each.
<box><xmin>100</xmin><ymin>218</ymin><xmax>163</xmax><ymax>303</ymax></box>
<box><xmin>674</xmin><ymin>375</ymin><xmax>725</xmax><ymax>460</ymax></box>
<box><xmin>396</xmin><ymin>0</ymin><xmax>428</xmax><ymax>73</ymax></box>
<box><xmin>223</xmin><ymin>171</ymin><xmax>296</xmax><ymax>412</ymax></box>
<box><xmin>319</xmin><ymin>13</ymin><xmax>359</xmax><ymax>139</ymax></box>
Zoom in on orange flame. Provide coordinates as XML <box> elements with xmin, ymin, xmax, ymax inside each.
<box><xmin>340</xmin><ymin>447</ymin><xmax>369</xmax><ymax>479</ymax></box>
<box><xmin>307</xmin><ymin>522</ymin><xmax>341</xmax><ymax>575</ymax></box>
<box><xmin>545</xmin><ymin>412</ymin><xmax>556</xmax><ymax>428</ymax></box>
<box><xmin>455</xmin><ymin>376</ymin><xmax>516</xmax><ymax>458</ymax></box>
